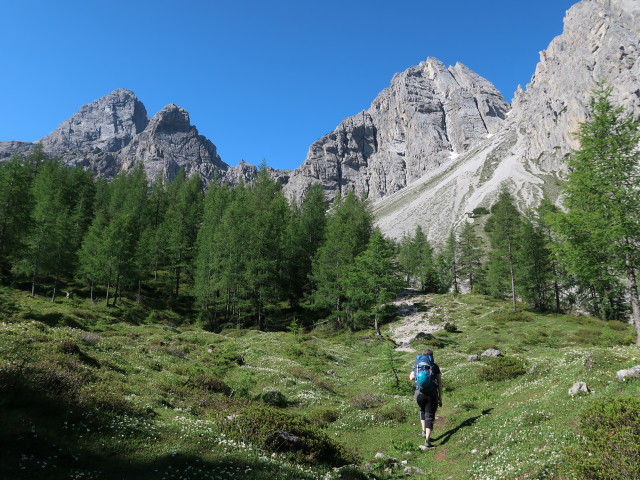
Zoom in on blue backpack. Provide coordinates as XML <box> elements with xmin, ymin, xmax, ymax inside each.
<box><xmin>415</xmin><ymin>354</ymin><xmax>435</xmax><ymax>391</ymax></box>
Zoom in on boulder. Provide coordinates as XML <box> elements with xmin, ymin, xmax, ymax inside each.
<box><xmin>404</xmin><ymin>466</ymin><xmax>425</xmax><ymax>475</ymax></box>
<box><xmin>467</xmin><ymin>354</ymin><xmax>481</xmax><ymax>362</ymax></box>
<box><xmin>481</xmin><ymin>349</ymin><xmax>502</xmax><ymax>358</ymax></box>
<box><xmin>616</xmin><ymin>365</ymin><xmax>640</xmax><ymax>382</ymax></box>
<box><xmin>569</xmin><ymin>382</ymin><xmax>591</xmax><ymax>396</ymax></box>
<box><xmin>265</xmin><ymin>430</ymin><xmax>304</xmax><ymax>451</ymax></box>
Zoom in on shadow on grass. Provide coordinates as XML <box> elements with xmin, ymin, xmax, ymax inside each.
<box><xmin>0</xmin><ymin>374</ymin><xmax>334</xmax><ymax>480</ymax></box>
<box><xmin>432</xmin><ymin>408</ymin><xmax>493</xmax><ymax>446</ymax></box>
<box><xmin>23</xmin><ymin>311</ymin><xmax>85</xmax><ymax>329</ymax></box>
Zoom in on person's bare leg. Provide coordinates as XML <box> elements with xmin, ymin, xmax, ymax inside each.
<box><xmin>421</xmin><ymin>419</ymin><xmax>426</xmax><ymax>435</ymax></box>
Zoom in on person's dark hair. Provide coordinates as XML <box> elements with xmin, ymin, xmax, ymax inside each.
<box><xmin>423</xmin><ymin>348</ymin><xmax>433</xmax><ymax>356</ymax></box>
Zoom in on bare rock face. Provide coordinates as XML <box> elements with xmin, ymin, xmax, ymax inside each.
<box><xmin>283</xmin><ymin>58</ymin><xmax>509</xmax><ymax>202</ymax></box>
<box><xmin>0</xmin><ymin>90</ymin><xmax>230</xmax><ymax>185</ymax></box>
<box><xmin>41</xmin><ymin>89</ymin><xmax>149</xmax><ymax>157</ymax></box>
<box><xmin>114</xmin><ymin>104</ymin><xmax>227</xmax><ymax>181</ymax></box>
<box><xmin>374</xmin><ymin>0</ymin><xmax>640</xmax><ymax>243</ymax></box>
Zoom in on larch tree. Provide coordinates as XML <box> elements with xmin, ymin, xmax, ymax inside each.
<box><xmin>555</xmin><ymin>87</ymin><xmax>640</xmax><ymax>343</ymax></box>
<box><xmin>485</xmin><ymin>189</ymin><xmax>523</xmax><ymax>311</ymax></box>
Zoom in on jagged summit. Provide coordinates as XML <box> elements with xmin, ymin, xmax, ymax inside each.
<box><xmin>281</xmin><ymin>56</ymin><xmax>510</xmax><ymax>202</ymax></box>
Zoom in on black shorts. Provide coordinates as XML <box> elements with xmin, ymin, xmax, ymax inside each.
<box><xmin>415</xmin><ymin>389</ymin><xmax>438</xmax><ymax>429</ymax></box>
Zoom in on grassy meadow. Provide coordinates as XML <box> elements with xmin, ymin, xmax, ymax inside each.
<box><xmin>1</xmin><ymin>286</ymin><xmax>639</xmax><ymax>480</ymax></box>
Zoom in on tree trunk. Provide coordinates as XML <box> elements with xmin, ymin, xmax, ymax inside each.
<box><xmin>90</xmin><ymin>281</ymin><xmax>95</xmax><ymax>304</ymax></box>
<box><xmin>374</xmin><ymin>314</ymin><xmax>382</xmax><ymax>339</ymax></box>
<box><xmin>508</xmin><ymin>241</ymin><xmax>517</xmax><ymax>312</ymax></box>
<box><xmin>625</xmin><ymin>260</ymin><xmax>640</xmax><ymax>346</ymax></box>
<box><xmin>553</xmin><ymin>278</ymin><xmax>561</xmax><ymax>313</ymax></box>
<box><xmin>112</xmin><ymin>276</ymin><xmax>120</xmax><ymax>307</ymax></box>
<box><xmin>175</xmin><ymin>266</ymin><xmax>181</xmax><ymax>298</ymax></box>
<box><xmin>51</xmin><ymin>276</ymin><xmax>58</xmax><ymax>303</ymax></box>
<box><xmin>30</xmin><ymin>269</ymin><xmax>37</xmax><ymax>297</ymax></box>
<box><xmin>105</xmin><ymin>281</ymin><xmax>110</xmax><ymax>306</ymax></box>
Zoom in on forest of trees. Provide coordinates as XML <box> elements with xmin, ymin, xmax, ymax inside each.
<box><xmin>0</xmin><ymin>89</ymin><xmax>638</xmax><ymax>343</ymax></box>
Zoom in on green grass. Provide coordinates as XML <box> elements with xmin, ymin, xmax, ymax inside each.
<box><xmin>1</xmin><ymin>287</ymin><xmax>639</xmax><ymax>479</ymax></box>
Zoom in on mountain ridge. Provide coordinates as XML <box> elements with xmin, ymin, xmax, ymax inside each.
<box><xmin>1</xmin><ymin>0</ymin><xmax>638</xmax><ymax>243</ymax></box>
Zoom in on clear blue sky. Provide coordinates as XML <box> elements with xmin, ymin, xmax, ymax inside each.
<box><xmin>1</xmin><ymin>0</ymin><xmax>578</xmax><ymax>170</ymax></box>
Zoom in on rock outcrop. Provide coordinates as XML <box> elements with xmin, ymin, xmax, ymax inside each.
<box><xmin>282</xmin><ymin>58</ymin><xmax>510</xmax><ymax>202</ymax></box>
<box><xmin>113</xmin><ymin>103</ymin><xmax>227</xmax><ymax>181</ymax></box>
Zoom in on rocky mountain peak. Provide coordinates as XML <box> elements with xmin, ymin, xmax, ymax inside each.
<box><xmin>41</xmin><ymin>89</ymin><xmax>148</xmax><ymax>156</ymax></box>
<box><xmin>374</xmin><ymin>0</ymin><xmax>640</xmax><ymax>243</ymax></box>
<box><xmin>282</xmin><ymin>56</ymin><xmax>510</xmax><ymax>203</ymax></box>
<box><xmin>150</xmin><ymin>104</ymin><xmax>192</xmax><ymax>134</ymax></box>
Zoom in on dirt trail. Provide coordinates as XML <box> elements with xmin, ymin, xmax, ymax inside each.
<box><xmin>388</xmin><ymin>294</ymin><xmax>442</xmax><ymax>351</ymax></box>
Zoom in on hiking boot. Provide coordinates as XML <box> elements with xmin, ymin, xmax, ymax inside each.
<box><xmin>425</xmin><ymin>439</ymin><xmax>434</xmax><ymax>449</ymax></box>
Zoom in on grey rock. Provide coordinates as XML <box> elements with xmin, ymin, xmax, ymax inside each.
<box><xmin>404</xmin><ymin>466</ymin><xmax>425</xmax><ymax>475</ymax></box>
<box><xmin>266</xmin><ymin>429</ymin><xmax>304</xmax><ymax>451</ymax></box>
<box><xmin>326</xmin><ymin>369</ymin><xmax>338</xmax><ymax>377</ymax></box>
<box><xmin>282</xmin><ymin>57</ymin><xmax>509</xmax><ymax>203</ymax></box>
<box><xmin>0</xmin><ymin>90</ymin><xmax>232</xmax><ymax>186</ymax></box>
<box><xmin>467</xmin><ymin>354</ymin><xmax>481</xmax><ymax>362</ymax></box>
<box><xmin>569</xmin><ymin>381</ymin><xmax>591</xmax><ymax>396</ymax></box>
<box><xmin>114</xmin><ymin>103</ymin><xmax>227</xmax><ymax>182</ymax></box>
<box><xmin>481</xmin><ymin>349</ymin><xmax>502</xmax><ymax>358</ymax></box>
<box><xmin>42</xmin><ymin>89</ymin><xmax>149</xmax><ymax>156</ymax></box>
<box><xmin>616</xmin><ymin>365</ymin><xmax>640</xmax><ymax>381</ymax></box>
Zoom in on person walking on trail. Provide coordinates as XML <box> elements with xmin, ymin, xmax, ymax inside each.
<box><xmin>409</xmin><ymin>348</ymin><xmax>442</xmax><ymax>448</ymax></box>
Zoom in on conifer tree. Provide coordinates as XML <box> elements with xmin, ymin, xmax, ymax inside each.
<box><xmin>285</xmin><ymin>183</ymin><xmax>327</xmax><ymax>306</ymax></box>
<box><xmin>160</xmin><ymin>170</ymin><xmax>204</xmax><ymax>298</ymax></box>
<box><xmin>555</xmin><ymin>87</ymin><xmax>640</xmax><ymax>342</ymax></box>
<box><xmin>344</xmin><ymin>229</ymin><xmax>402</xmax><ymax>335</ymax></box>
<box><xmin>15</xmin><ymin>159</ymin><xmax>75</xmax><ymax>299</ymax></box>
<box><xmin>485</xmin><ymin>190</ymin><xmax>522</xmax><ymax>311</ymax></box>
<box><xmin>457</xmin><ymin>221</ymin><xmax>485</xmax><ymax>292</ymax></box>
<box><xmin>311</xmin><ymin>191</ymin><xmax>373</xmax><ymax>326</ymax></box>
<box><xmin>516</xmin><ymin>214</ymin><xmax>553</xmax><ymax>311</ymax></box>
<box><xmin>0</xmin><ymin>155</ymin><xmax>34</xmax><ymax>277</ymax></box>
<box><xmin>243</xmin><ymin>164</ymin><xmax>289</xmax><ymax>328</ymax></box>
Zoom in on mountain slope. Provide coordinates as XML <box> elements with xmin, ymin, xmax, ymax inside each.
<box><xmin>282</xmin><ymin>58</ymin><xmax>510</xmax><ymax>203</ymax></box>
<box><xmin>374</xmin><ymin>0</ymin><xmax>640</xmax><ymax>242</ymax></box>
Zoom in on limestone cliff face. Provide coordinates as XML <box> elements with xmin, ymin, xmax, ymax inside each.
<box><xmin>282</xmin><ymin>58</ymin><xmax>510</xmax><ymax>202</ymax></box>
<box><xmin>0</xmin><ymin>90</ymin><xmax>231</xmax><ymax>184</ymax></box>
<box><xmin>113</xmin><ymin>104</ymin><xmax>227</xmax><ymax>181</ymax></box>
<box><xmin>40</xmin><ymin>89</ymin><xmax>149</xmax><ymax>157</ymax></box>
<box><xmin>374</xmin><ymin>0</ymin><xmax>640</xmax><ymax>243</ymax></box>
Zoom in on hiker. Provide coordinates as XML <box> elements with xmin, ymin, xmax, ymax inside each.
<box><xmin>409</xmin><ymin>348</ymin><xmax>442</xmax><ymax>448</ymax></box>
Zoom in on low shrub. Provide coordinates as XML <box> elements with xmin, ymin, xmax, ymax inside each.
<box><xmin>607</xmin><ymin>320</ymin><xmax>629</xmax><ymax>331</ymax></box>
<box><xmin>562</xmin><ymin>397</ymin><xmax>640</xmax><ymax>480</ymax></box>
<box><xmin>479</xmin><ymin>356</ymin><xmax>527</xmax><ymax>381</ymax></box>
<box><xmin>349</xmin><ymin>392</ymin><xmax>384</xmax><ymax>410</ymax></box>
<box><xmin>491</xmin><ymin>310</ymin><xmax>532</xmax><ymax>324</ymax></box>
<box><xmin>310</xmin><ymin>407</ymin><xmax>340</xmax><ymax>428</ymax></box>
<box><xmin>375</xmin><ymin>404</ymin><xmax>407</xmax><ymax>422</ymax></box>
<box><xmin>260</xmin><ymin>390</ymin><xmax>288</xmax><ymax>408</ymax></box>
<box><xmin>189</xmin><ymin>375</ymin><xmax>231</xmax><ymax>396</ymax></box>
<box><xmin>221</xmin><ymin>405</ymin><xmax>358</xmax><ymax>466</ymax></box>
<box><xmin>444</xmin><ymin>322</ymin><xmax>458</xmax><ymax>333</ymax></box>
